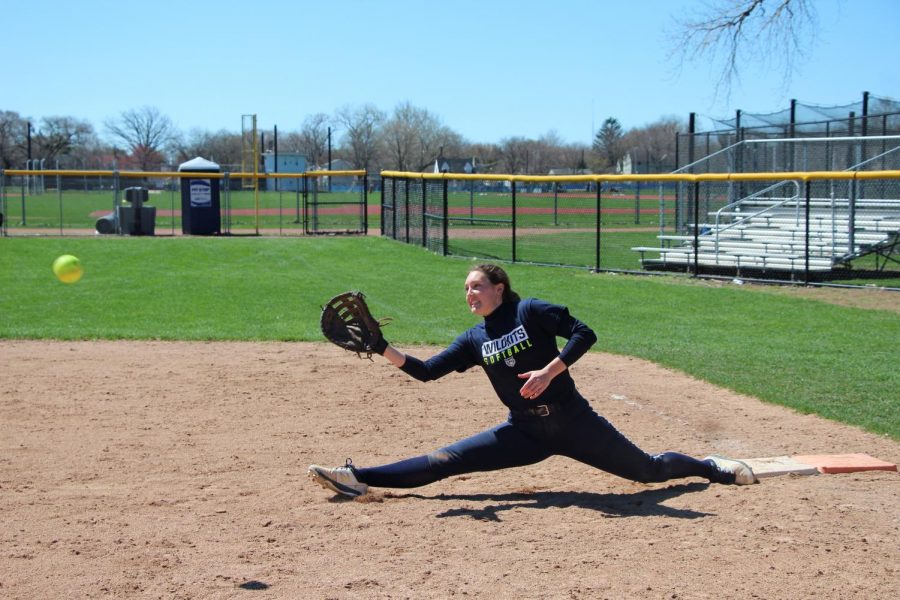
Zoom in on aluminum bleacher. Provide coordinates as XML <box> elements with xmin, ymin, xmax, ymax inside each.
<box><xmin>634</xmin><ymin>196</ymin><xmax>900</xmax><ymax>275</ymax></box>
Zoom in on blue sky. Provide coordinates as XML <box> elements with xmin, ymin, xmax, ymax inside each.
<box><xmin>4</xmin><ymin>0</ymin><xmax>897</xmax><ymax>144</ymax></box>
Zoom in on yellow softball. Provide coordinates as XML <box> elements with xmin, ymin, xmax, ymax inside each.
<box><xmin>52</xmin><ymin>254</ymin><xmax>84</xmax><ymax>284</ymax></box>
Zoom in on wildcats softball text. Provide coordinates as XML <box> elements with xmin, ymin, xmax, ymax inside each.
<box><xmin>481</xmin><ymin>326</ymin><xmax>532</xmax><ymax>365</ymax></box>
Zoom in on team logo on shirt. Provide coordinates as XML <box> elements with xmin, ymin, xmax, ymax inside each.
<box><xmin>481</xmin><ymin>325</ymin><xmax>533</xmax><ymax>366</ymax></box>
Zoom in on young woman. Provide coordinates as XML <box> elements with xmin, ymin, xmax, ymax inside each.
<box><xmin>309</xmin><ymin>264</ymin><xmax>756</xmax><ymax>497</ymax></box>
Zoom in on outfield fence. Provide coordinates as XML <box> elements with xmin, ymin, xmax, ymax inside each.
<box><xmin>0</xmin><ymin>169</ymin><xmax>367</xmax><ymax>237</ymax></box>
<box><xmin>380</xmin><ymin>170</ymin><xmax>900</xmax><ymax>284</ymax></box>
<box><xmin>4</xmin><ymin>166</ymin><xmax>900</xmax><ymax>285</ymax></box>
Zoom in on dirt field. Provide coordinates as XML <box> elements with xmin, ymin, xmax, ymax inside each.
<box><xmin>1</xmin><ymin>340</ymin><xmax>897</xmax><ymax>599</ymax></box>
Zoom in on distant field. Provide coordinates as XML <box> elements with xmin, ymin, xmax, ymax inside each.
<box><xmin>3</xmin><ymin>185</ymin><xmax>897</xmax><ymax>284</ymax></box>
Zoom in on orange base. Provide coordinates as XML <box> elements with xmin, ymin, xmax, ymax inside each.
<box><xmin>790</xmin><ymin>453</ymin><xmax>897</xmax><ymax>474</ymax></box>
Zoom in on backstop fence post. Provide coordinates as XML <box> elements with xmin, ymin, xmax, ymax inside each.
<box><xmin>404</xmin><ymin>177</ymin><xmax>409</xmax><ymax>242</ymax></box>
<box><xmin>511</xmin><ymin>180</ymin><xmax>517</xmax><ymax>263</ymax></box>
<box><xmin>0</xmin><ymin>170</ymin><xmax>5</xmax><ymax>236</ymax></box>
<box><xmin>293</xmin><ymin>175</ymin><xmax>300</xmax><ymax>226</ymax></box>
<box><xmin>386</xmin><ymin>176</ymin><xmax>392</xmax><ymax>240</ymax></box>
<box><xmin>595</xmin><ymin>182</ymin><xmax>602</xmax><ymax>271</ymax></box>
<box><xmin>363</xmin><ymin>173</ymin><xmax>369</xmax><ymax>235</ymax></box>
<box><xmin>223</xmin><ymin>173</ymin><xmax>231</xmax><ymax>234</ymax></box>
<box><xmin>804</xmin><ymin>180</ymin><xmax>811</xmax><ymax>285</ymax></box>
<box><xmin>554</xmin><ymin>182</ymin><xmax>559</xmax><ymax>226</ymax></box>
<box><xmin>302</xmin><ymin>176</ymin><xmax>309</xmax><ymax>234</ymax></box>
<box><xmin>113</xmin><ymin>171</ymin><xmax>121</xmax><ymax>234</ymax></box>
<box><xmin>20</xmin><ymin>172</ymin><xmax>26</xmax><ymax>226</ymax></box>
<box><xmin>442</xmin><ymin>178</ymin><xmax>448</xmax><ymax>256</ymax></box>
<box><xmin>57</xmin><ymin>170</ymin><xmax>63</xmax><ymax>235</ymax></box>
<box><xmin>421</xmin><ymin>178</ymin><xmax>427</xmax><ymax>248</ymax></box>
<box><xmin>469</xmin><ymin>178</ymin><xmax>475</xmax><ymax>224</ymax></box>
<box><xmin>848</xmin><ymin>177</ymin><xmax>857</xmax><ymax>252</ymax></box>
<box><xmin>634</xmin><ymin>181</ymin><xmax>640</xmax><ymax>225</ymax></box>
<box><xmin>394</xmin><ymin>176</ymin><xmax>399</xmax><ymax>240</ymax></box>
<box><xmin>692</xmin><ymin>181</ymin><xmax>700</xmax><ymax>277</ymax></box>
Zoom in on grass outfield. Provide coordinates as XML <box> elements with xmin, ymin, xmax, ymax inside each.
<box><xmin>4</xmin><ymin>185</ymin><xmax>897</xmax><ymax>282</ymax></box>
<box><xmin>1</xmin><ymin>235</ymin><xmax>897</xmax><ymax>439</ymax></box>
<box><xmin>1</xmin><ymin>188</ymin><xmax>664</xmax><ymax>230</ymax></box>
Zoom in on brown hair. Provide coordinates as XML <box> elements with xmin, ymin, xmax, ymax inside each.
<box><xmin>469</xmin><ymin>263</ymin><xmax>521</xmax><ymax>303</ymax></box>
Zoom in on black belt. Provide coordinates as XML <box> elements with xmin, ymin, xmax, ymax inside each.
<box><xmin>514</xmin><ymin>404</ymin><xmax>554</xmax><ymax>417</ymax></box>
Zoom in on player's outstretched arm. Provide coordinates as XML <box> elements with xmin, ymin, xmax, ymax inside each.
<box><xmin>382</xmin><ymin>344</ymin><xmax>407</xmax><ymax>368</ymax></box>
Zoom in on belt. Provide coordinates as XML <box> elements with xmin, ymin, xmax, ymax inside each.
<box><xmin>515</xmin><ymin>404</ymin><xmax>553</xmax><ymax>417</ymax></box>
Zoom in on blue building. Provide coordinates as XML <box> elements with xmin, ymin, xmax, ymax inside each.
<box><xmin>262</xmin><ymin>152</ymin><xmax>308</xmax><ymax>191</ymax></box>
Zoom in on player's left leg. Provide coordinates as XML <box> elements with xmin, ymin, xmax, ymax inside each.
<box><xmin>552</xmin><ymin>409</ymin><xmax>755</xmax><ymax>484</ymax></box>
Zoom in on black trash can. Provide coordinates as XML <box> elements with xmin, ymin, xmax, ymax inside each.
<box><xmin>96</xmin><ymin>212</ymin><xmax>116</xmax><ymax>234</ymax></box>
<box><xmin>118</xmin><ymin>187</ymin><xmax>156</xmax><ymax>235</ymax></box>
<box><xmin>178</xmin><ymin>157</ymin><xmax>221</xmax><ymax>235</ymax></box>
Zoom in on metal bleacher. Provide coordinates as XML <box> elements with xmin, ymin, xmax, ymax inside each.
<box><xmin>634</xmin><ymin>136</ymin><xmax>900</xmax><ymax>277</ymax></box>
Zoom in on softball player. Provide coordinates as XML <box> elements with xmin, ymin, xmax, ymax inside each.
<box><xmin>310</xmin><ymin>264</ymin><xmax>756</xmax><ymax>497</ymax></box>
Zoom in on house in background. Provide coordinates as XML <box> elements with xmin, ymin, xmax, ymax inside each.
<box><xmin>547</xmin><ymin>167</ymin><xmax>594</xmax><ymax>193</ymax></box>
<box><xmin>431</xmin><ymin>157</ymin><xmax>477</xmax><ymax>174</ymax></box>
<box><xmin>314</xmin><ymin>159</ymin><xmax>360</xmax><ymax>192</ymax></box>
<box><xmin>262</xmin><ymin>152</ymin><xmax>308</xmax><ymax>191</ymax></box>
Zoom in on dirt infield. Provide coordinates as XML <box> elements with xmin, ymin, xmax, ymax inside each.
<box><xmin>1</xmin><ymin>340</ymin><xmax>897</xmax><ymax>599</ymax></box>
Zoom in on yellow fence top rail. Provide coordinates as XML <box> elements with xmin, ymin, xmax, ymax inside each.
<box><xmin>1</xmin><ymin>169</ymin><xmax>366</xmax><ymax>179</ymax></box>
<box><xmin>379</xmin><ymin>170</ymin><xmax>900</xmax><ymax>183</ymax></box>
<box><xmin>3</xmin><ymin>168</ymin><xmax>900</xmax><ymax>182</ymax></box>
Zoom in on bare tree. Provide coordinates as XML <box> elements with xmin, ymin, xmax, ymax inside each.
<box><xmin>382</xmin><ymin>102</ymin><xmax>423</xmax><ymax>171</ymax></box>
<box><xmin>521</xmin><ymin>133</ymin><xmax>553</xmax><ymax>176</ymax></box>
<box><xmin>622</xmin><ymin>117</ymin><xmax>685</xmax><ymax>173</ymax></box>
<box><xmin>173</xmin><ymin>128</ymin><xmax>242</xmax><ymax>168</ymax></box>
<box><xmin>104</xmin><ymin>106</ymin><xmax>177</xmax><ymax>170</ymax></box>
<box><xmin>433</xmin><ymin>127</ymin><xmax>465</xmax><ymax>161</ymax></box>
<box><xmin>0</xmin><ymin>110</ymin><xmax>28</xmax><ymax>169</ymax></box>
<box><xmin>335</xmin><ymin>104</ymin><xmax>385</xmax><ymax>171</ymax></box>
<box><xmin>498</xmin><ymin>137</ymin><xmax>531</xmax><ymax>174</ymax></box>
<box><xmin>672</xmin><ymin>0</ymin><xmax>816</xmax><ymax>94</ymax></box>
<box><xmin>294</xmin><ymin>113</ymin><xmax>331</xmax><ymax>168</ymax></box>
<box><xmin>67</xmin><ymin>136</ymin><xmax>110</xmax><ymax>170</ymax></box>
<box><xmin>34</xmin><ymin>116</ymin><xmax>96</xmax><ymax>162</ymax></box>
<box><xmin>382</xmin><ymin>102</ymin><xmax>467</xmax><ymax>171</ymax></box>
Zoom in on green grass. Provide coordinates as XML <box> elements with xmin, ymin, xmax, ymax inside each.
<box><xmin>1</xmin><ymin>187</ymin><xmax>669</xmax><ymax>232</ymax></box>
<box><xmin>5</xmin><ymin>184</ymin><xmax>896</xmax><ymax>279</ymax></box>
<box><xmin>0</xmin><ymin>187</ymin><xmax>366</xmax><ymax>231</ymax></box>
<box><xmin>448</xmin><ymin>231</ymin><xmax>661</xmax><ymax>270</ymax></box>
<box><xmin>2</xmin><ymin>235</ymin><xmax>897</xmax><ymax>440</ymax></box>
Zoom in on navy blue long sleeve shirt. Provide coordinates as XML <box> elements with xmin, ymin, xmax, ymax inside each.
<box><xmin>400</xmin><ymin>298</ymin><xmax>597</xmax><ymax>412</ymax></box>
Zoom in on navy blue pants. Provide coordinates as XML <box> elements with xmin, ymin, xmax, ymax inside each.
<box><xmin>356</xmin><ymin>406</ymin><xmax>726</xmax><ymax>488</ymax></box>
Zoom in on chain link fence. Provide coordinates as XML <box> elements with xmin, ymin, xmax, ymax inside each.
<box><xmin>380</xmin><ymin>171</ymin><xmax>900</xmax><ymax>285</ymax></box>
<box><xmin>0</xmin><ymin>169</ymin><xmax>367</xmax><ymax>237</ymax></box>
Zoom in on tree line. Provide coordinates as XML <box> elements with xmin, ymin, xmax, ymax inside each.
<box><xmin>0</xmin><ymin>104</ymin><xmax>684</xmax><ymax>175</ymax></box>
<box><xmin>2</xmin><ymin>1</ymin><xmax>827</xmax><ymax>176</ymax></box>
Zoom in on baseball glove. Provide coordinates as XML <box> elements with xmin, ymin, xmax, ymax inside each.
<box><xmin>320</xmin><ymin>291</ymin><xmax>390</xmax><ymax>358</ymax></box>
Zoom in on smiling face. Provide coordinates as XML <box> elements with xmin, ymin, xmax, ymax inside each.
<box><xmin>465</xmin><ymin>269</ymin><xmax>505</xmax><ymax>317</ymax></box>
